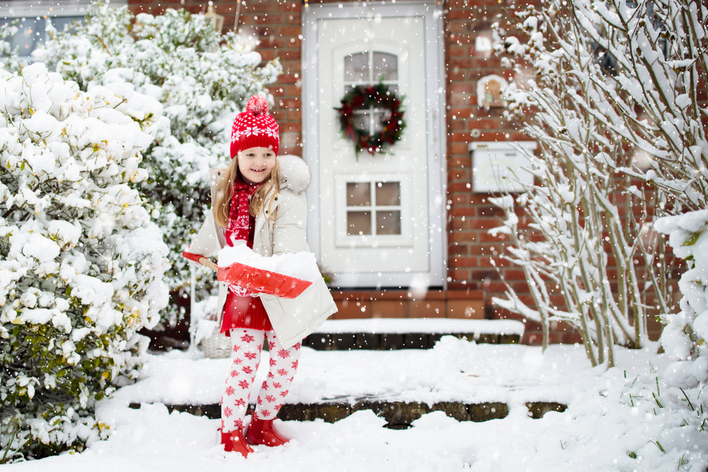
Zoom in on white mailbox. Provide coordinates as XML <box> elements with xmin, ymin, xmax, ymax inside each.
<box><xmin>469</xmin><ymin>141</ymin><xmax>537</xmax><ymax>193</ymax></box>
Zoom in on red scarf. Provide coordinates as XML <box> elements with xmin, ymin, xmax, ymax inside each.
<box><xmin>224</xmin><ymin>179</ymin><xmax>261</xmax><ymax>247</ymax></box>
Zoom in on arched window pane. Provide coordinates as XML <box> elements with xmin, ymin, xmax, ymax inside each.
<box><xmin>344</xmin><ymin>52</ymin><xmax>368</xmax><ymax>82</ymax></box>
<box><xmin>373</xmin><ymin>52</ymin><xmax>398</xmax><ymax>81</ymax></box>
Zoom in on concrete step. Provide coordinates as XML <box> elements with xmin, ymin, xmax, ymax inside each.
<box><xmin>303</xmin><ymin>319</ymin><xmax>525</xmax><ymax>351</ymax></box>
<box><xmin>129</xmin><ymin>400</ymin><xmax>566</xmax><ymax>429</ymax></box>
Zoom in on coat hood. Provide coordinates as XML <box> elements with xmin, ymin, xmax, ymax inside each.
<box><xmin>278</xmin><ymin>154</ymin><xmax>311</xmax><ymax>194</ymax></box>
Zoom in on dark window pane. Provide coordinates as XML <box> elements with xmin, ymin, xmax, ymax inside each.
<box><xmin>347</xmin><ymin>211</ymin><xmax>372</xmax><ymax>235</ymax></box>
<box><xmin>346</xmin><ymin>182</ymin><xmax>371</xmax><ymax>206</ymax></box>
<box><xmin>376</xmin><ymin>211</ymin><xmax>401</xmax><ymax>235</ymax></box>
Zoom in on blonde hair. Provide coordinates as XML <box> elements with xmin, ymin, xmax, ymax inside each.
<box><xmin>214</xmin><ymin>155</ymin><xmax>280</xmax><ymax>228</ymax></box>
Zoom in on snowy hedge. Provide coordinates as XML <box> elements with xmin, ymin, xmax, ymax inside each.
<box><xmin>32</xmin><ymin>5</ymin><xmax>282</xmax><ymax>323</ymax></box>
<box><xmin>0</xmin><ymin>63</ymin><xmax>169</xmax><ymax>461</ymax></box>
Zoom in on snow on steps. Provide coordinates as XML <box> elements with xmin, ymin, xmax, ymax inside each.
<box><xmin>130</xmin><ymin>319</ymin><xmax>556</xmax><ymax>429</ymax></box>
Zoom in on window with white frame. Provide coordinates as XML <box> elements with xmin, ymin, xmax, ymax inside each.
<box><xmin>346</xmin><ymin>181</ymin><xmax>402</xmax><ymax>236</ymax></box>
<box><xmin>0</xmin><ymin>1</ymin><xmax>126</xmax><ymax>61</ymax></box>
<box><xmin>0</xmin><ymin>16</ymin><xmax>82</xmax><ymax>60</ymax></box>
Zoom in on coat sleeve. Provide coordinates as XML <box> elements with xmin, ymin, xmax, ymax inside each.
<box><xmin>271</xmin><ymin>192</ymin><xmax>309</xmax><ymax>256</ymax></box>
<box><xmin>183</xmin><ymin>210</ymin><xmax>222</xmax><ymax>262</ymax></box>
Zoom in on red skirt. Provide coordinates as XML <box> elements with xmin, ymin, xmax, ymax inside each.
<box><xmin>220</xmin><ymin>290</ymin><xmax>273</xmax><ymax>335</ymax></box>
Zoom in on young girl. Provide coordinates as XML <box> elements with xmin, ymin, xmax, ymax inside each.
<box><xmin>182</xmin><ymin>95</ymin><xmax>337</xmax><ymax>457</ymax></box>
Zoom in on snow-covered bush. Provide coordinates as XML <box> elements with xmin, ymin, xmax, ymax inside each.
<box><xmin>31</xmin><ymin>5</ymin><xmax>282</xmax><ymax>323</ymax></box>
<box><xmin>654</xmin><ymin>211</ymin><xmax>708</xmax><ymax>387</ymax></box>
<box><xmin>491</xmin><ymin>0</ymin><xmax>707</xmax><ymax>367</ymax></box>
<box><xmin>0</xmin><ymin>63</ymin><xmax>169</xmax><ymax>461</ymax></box>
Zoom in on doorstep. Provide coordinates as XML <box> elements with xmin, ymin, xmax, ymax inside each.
<box><xmin>330</xmin><ymin>289</ymin><xmax>486</xmax><ymax>320</ymax></box>
<box><xmin>303</xmin><ymin>318</ymin><xmax>524</xmax><ymax>350</ymax></box>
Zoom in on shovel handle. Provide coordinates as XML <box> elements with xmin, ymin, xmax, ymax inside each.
<box><xmin>199</xmin><ymin>257</ymin><xmax>218</xmax><ymax>272</ymax></box>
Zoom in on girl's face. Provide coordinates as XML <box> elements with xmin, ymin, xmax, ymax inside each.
<box><xmin>237</xmin><ymin>147</ymin><xmax>276</xmax><ymax>184</ymax></box>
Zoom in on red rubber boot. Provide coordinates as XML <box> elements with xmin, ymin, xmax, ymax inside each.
<box><xmin>245</xmin><ymin>416</ymin><xmax>289</xmax><ymax>447</ymax></box>
<box><xmin>221</xmin><ymin>428</ymin><xmax>254</xmax><ymax>457</ymax></box>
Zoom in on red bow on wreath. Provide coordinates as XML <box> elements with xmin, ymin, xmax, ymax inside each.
<box><xmin>335</xmin><ymin>82</ymin><xmax>406</xmax><ymax>157</ymax></box>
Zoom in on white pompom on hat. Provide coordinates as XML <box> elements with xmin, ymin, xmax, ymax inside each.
<box><xmin>230</xmin><ymin>95</ymin><xmax>280</xmax><ymax>158</ymax></box>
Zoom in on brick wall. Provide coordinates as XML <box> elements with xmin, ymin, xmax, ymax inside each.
<box><xmin>443</xmin><ymin>0</ymin><xmax>557</xmax><ymax>342</ymax></box>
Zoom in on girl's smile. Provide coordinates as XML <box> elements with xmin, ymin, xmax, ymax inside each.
<box><xmin>238</xmin><ymin>147</ymin><xmax>276</xmax><ymax>184</ymax></box>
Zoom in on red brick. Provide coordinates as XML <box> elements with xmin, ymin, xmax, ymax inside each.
<box><xmin>278</xmin><ymin>2</ymin><xmax>302</xmax><ymax>11</ymax></box>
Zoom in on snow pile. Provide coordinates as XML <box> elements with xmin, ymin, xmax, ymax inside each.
<box><xmin>654</xmin><ymin>210</ymin><xmax>708</xmax><ymax>388</ymax></box>
<box><xmin>31</xmin><ymin>5</ymin><xmax>283</xmax><ymax>324</ymax></box>
<box><xmin>0</xmin><ymin>63</ymin><xmax>169</xmax><ymax>461</ymax></box>
<box><xmin>218</xmin><ymin>244</ymin><xmax>322</xmax><ymax>282</ymax></box>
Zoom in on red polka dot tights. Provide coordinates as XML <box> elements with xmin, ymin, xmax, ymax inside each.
<box><xmin>221</xmin><ymin>329</ymin><xmax>301</xmax><ymax>433</ymax></box>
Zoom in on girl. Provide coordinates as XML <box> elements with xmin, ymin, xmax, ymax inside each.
<box><xmin>183</xmin><ymin>95</ymin><xmax>337</xmax><ymax>457</ymax></box>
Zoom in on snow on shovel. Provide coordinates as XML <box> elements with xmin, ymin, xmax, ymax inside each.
<box><xmin>183</xmin><ymin>244</ymin><xmax>318</xmax><ymax>299</ymax></box>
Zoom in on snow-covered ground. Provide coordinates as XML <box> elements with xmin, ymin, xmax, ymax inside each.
<box><xmin>5</xmin><ymin>336</ymin><xmax>707</xmax><ymax>472</ymax></box>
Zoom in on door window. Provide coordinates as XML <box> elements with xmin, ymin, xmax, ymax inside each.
<box><xmin>346</xmin><ymin>181</ymin><xmax>402</xmax><ymax>236</ymax></box>
<box><xmin>343</xmin><ymin>51</ymin><xmax>399</xmax><ymax>136</ymax></box>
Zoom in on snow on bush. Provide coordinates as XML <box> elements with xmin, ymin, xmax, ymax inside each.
<box><xmin>0</xmin><ymin>63</ymin><xmax>169</xmax><ymax>462</ymax></box>
<box><xmin>654</xmin><ymin>211</ymin><xmax>708</xmax><ymax>388</ymax></box>
<box><xmin>491</xmin><ymin>0</ymin><xmax>707</xmax><ymax>368</ymax></box>
<box><xmin>31</xmin><ymin>5</ymin><xmax>282</xmax><ymax>323</ymax></box>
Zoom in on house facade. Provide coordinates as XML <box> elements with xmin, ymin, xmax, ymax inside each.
<box><xmin>129</xmin><ymin>0</ymin><xmax>581</xmax><ymax>344</ymax></box>
<box><xmin>2</xmin><ymin>0</ymin><xmax>666</xmax><ymax>344</ymax></box>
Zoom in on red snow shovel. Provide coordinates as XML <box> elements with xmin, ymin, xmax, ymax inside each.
<box><xmin>182</xmin><ymin>250</ymin><xmax>313</xmax><ymax>299</ymax></box>
<box><xmin>217</xmin><ymin>262</ymin><xmax>313</xmax><ymax>299</ymax></box>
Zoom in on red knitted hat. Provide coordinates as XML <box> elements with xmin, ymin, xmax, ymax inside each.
<box><xmin>230</xmin><ymin>95</ymin><xmax>280</xmax><ymax>158</ymax></box>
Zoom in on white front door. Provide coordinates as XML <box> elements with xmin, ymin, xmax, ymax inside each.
<box><xmin>303</xmin><ymin>3</ymin><xmax>445</xmax><ymax>289</ymax></box>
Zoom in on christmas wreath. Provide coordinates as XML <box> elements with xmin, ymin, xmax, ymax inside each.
<box><xmin>335</xmin><ymin>82</ymin><xmax>406</xmax><ymax>156</ymax></box>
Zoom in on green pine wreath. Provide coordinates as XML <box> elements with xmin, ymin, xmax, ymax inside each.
<box><xmin>335</xmin><ymin>82</ymin><xmax>406</xmax><ymax>156</ymax></box>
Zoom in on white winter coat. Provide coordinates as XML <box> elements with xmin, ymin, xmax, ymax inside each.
<box><xmin>186</xmin><ymin>155</ymin><xmax>337</xmax><ymax>349</ymax></box>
